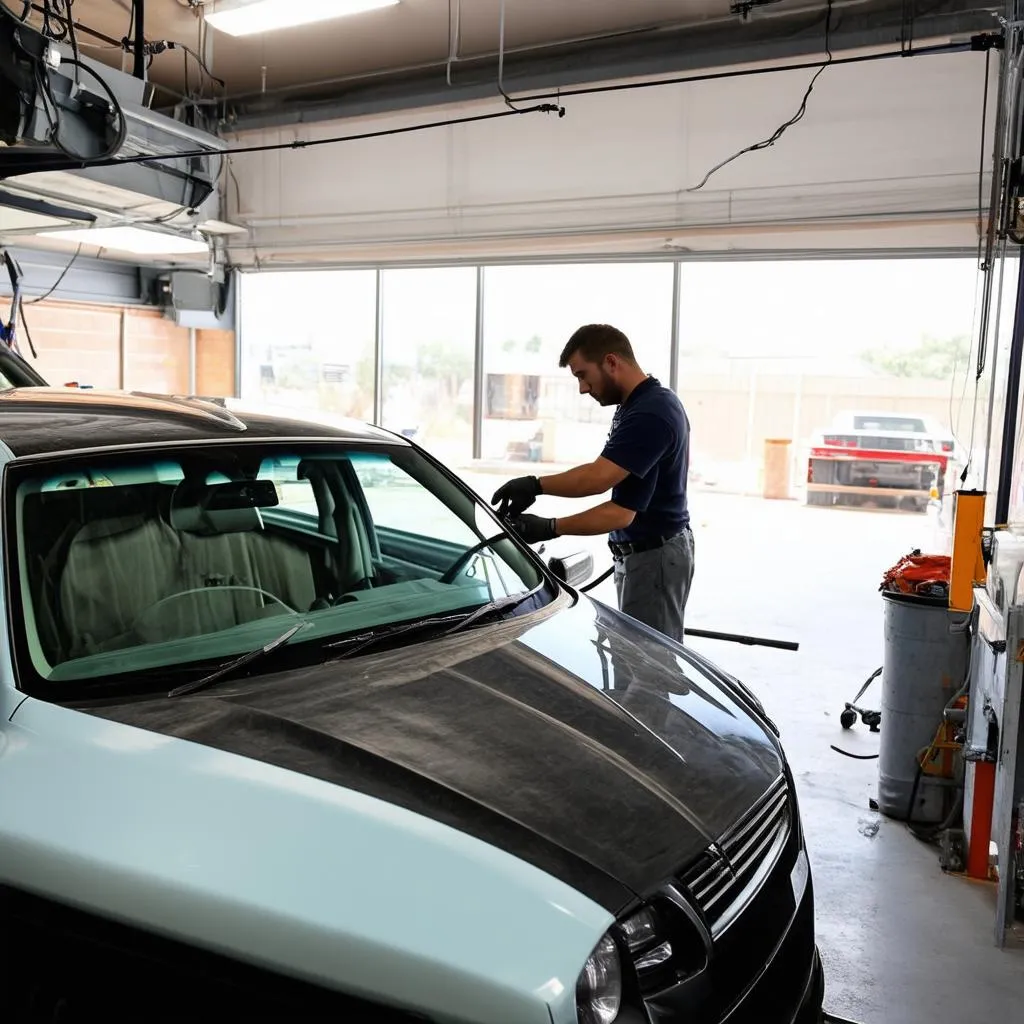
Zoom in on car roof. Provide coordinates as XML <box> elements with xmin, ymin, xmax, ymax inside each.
<box><xmin>0</xmin><ymin>388</ymin><xmax>402</xmax><ymax>458</ymax></box>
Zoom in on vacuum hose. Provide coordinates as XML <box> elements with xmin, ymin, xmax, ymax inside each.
<box><xmin>578</xmin><ymin>564</ymin><xmax>798</xmax><ymax>651</ymax></box>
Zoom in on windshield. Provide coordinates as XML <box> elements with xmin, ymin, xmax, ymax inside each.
<box><xmin>6</xmin><ymin>441</ymin><xmax>548</xmax><ymax>695</ymax></box>
<box><xmin>852</xmin><ymin>415</ymin><xmax>927</xmax><ymax>433</ymax></box>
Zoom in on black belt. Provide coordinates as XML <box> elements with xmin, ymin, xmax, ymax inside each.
<box><xmin>609</xmin><ymin>529</ymin><xmax>687</xmax><ymax>559</ymax></box>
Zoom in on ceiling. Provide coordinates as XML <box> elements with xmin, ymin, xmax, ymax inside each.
<box><xmin>0</xmin><ymin>0</ymin><xmax>1004</xmax><ymax>272</ymax></box>
<box><xmin>9</xmin><ymin>1</ymin><xmax>1001</xmax><ymax>127</ymax></box>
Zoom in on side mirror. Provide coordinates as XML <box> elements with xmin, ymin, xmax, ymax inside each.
<box><xmin>548</xmin><ymin>550</ymin><xmax>595</xmax><ymax>589</ymax></box>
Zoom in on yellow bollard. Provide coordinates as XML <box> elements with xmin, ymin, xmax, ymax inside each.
<box><xmin>949</xmin><ymin>490</ymin><xmax>987</xmax><ymax>613</ymax></box>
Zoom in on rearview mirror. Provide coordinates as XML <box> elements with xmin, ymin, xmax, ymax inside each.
<box><xmin>548</xmin><ymin>550</ymin><xmax>595</xmax><ymax>589</ymax></box>
<box><xmin>205</xmin><ymin>479</ymin><xmax>280</xmax><ymax>511</ymax></box>
<box><xmin>170</xmin><ymin>479</ymin><xmax>279</xmax><ymax>536</ymax></box>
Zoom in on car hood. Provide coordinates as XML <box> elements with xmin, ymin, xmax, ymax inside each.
<box><xmin>77</xmin><ymin>593</ymin><xmax>783</xmax><ymax>913</ymax></box>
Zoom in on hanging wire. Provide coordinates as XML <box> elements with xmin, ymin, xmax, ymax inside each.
<box><xmin>685</xmin><ymin>0</ymin><xmax>834</xmax><ymax>193</ymax></box>
<box><xmin>951</xmin><ymin>34</ymin><xmax>1009</xmax><ymax>482</ymax></box>
<box><xmin>25</xmin><ymin>244</ymin><xmax>84</xmax><ymax>304</ymax></box>
<box><xmin>982</xmin><ymin>237</ymin><xmax>1010</xmax><ymax>493</ymax></box>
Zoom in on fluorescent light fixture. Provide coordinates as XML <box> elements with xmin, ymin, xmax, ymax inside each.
<box><xmin>41</xmin><ymin>226</ymin><xmax>209</xmax><ymax>256</ymax></box>
<box><xmin>0</xmin><ymin>206</ymin><xmax>73</xmax><ymax>234</ymax></box>
<box><xmin>205</xmin><ymin>0</ymin><xmax>400</xmax><ymax>37</ymax></box>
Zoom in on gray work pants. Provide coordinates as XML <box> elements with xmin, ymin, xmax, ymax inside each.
<box><xmin>613</xmin><ymin>530</ymin><xmax>695</xmax><ymax>644</ymax></box>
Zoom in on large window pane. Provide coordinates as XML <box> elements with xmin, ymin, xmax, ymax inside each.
<box><xmin>380</xmin><ymin>268</ymin><xmax>476</xmax><ymax>466</ymax></box>
<box><xmin>239</xmin><ymin>270</ymin><xmax>376</xmax><ymax>421</ymax></box>
<box><xmin>481</xmin><ymin>263</ymin><xmax>675</xmax><ymax>463</ymax></box>
<box><xmin>675</xmin><ymin>258</ymin><xmax>1002</xmax><ymax>500</ymax></box>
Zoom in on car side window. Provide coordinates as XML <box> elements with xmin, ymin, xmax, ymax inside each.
<box><xmin>258</xmin><ymin>457</ymin><xmax>320</xmax><ymax>519</ymax></box>
<box><xmin>349</xmin><ymin>458</ymin><xmax>477</xmax><ymax>546</ymax></box>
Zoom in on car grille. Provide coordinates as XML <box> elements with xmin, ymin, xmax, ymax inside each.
<box><xmin>678</xmin><ymin>775</ymin><xmax>790</xmax><ymax>930</ymax></box>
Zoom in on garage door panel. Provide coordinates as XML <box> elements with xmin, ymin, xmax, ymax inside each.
<box><xmin>227</xmin><ymin>48</ymin><xmax>992</xmax><ymax>263</ymax></box>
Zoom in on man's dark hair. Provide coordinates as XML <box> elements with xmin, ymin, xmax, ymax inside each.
<box><xmin>559</xmin><ymin>324</ymin><xmax>637</xmax><ymax>368</ymax></box>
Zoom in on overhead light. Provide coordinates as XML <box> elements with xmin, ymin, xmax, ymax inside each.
<box><xmin>0</xmin><ymin>207</ymin><xmax>74</xmax><ymax>234</ymax></box>
<box><xmin>204</xmin><ymin>0</ymin><xmax>400</xmax><ymax>37</ymax></box>
<box><xmin>40</xmin><ymin>226</ymin><xmax>210</xmax><ymax>256</ymax></box>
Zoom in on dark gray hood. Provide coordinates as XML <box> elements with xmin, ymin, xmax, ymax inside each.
<box><xmin>78</xmin><ymin>595</ymin><xmax>783</xmax><ymax>914</ymax></box>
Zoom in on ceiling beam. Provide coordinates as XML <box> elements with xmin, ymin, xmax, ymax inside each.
<box><xmin>223</xmin><ymin>0</ymin><xmax>999</xmax><ymax>133</ymax></box>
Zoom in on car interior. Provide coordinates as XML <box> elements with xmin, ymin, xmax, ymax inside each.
<box><xmin>13</xmin><ymin>448</ymin><xmax>527</xmax><ymax>672</ymax></box>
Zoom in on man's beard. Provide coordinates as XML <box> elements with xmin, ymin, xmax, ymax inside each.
<box><xmin>594</xmin><ymin>370</ymin><xmax>625</xmax><ymax>406</ymax></box>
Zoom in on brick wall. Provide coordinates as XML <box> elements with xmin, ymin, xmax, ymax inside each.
<box><xmin>13</xmin><ymin>301</ymin><xmax>235</xmax><ymax>396</ymax></box>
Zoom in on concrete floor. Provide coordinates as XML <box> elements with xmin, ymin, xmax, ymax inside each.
<box><xmin>462</xmin><ymin>474</ymin><xmax>1024</xmax><ymax>1022</ymax></box>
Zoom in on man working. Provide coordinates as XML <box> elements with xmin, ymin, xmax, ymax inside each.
<box><xmin>492</xmin><ymin>323</ymin><xmax>695</xmax><ymax>643</ymax></box>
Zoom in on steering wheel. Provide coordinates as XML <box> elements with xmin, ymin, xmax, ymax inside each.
<box><xmin>438</xmin><ymin>532</ymin><xmax>507</xmax><ymax>586</ymax></box>
<box><xmin>131</xmin><ymin>585</ymin><xmax>298</xmax><ymax>634</ymax></box>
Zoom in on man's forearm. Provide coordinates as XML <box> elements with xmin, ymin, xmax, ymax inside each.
<box><xmin>556</xmin><ymin>501</ymin><xmax>635</xmax><ymax>537</ymax></box>
<box><xmin>540</xmin><ymin>463</ymin><xmax>612</xmax><ymax>499</ymax></box>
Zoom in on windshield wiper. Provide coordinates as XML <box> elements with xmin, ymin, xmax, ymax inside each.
<box><xmin>324</xmin><ymin>589</ymin><xmax>543</xmax><ymax>662</ymax></box>
<box><xmin>168</xmin><ymin>622</ymin><xmax>307</xmax><ymax>698</ymax></box>
<box><xmin>324</xmin><ymin>613</ymin><xmax>465</xmax><ymax>661</ymax></box>
<box><xmin>441</xmin><ymin>588</ymin><xmax>542</xmax><ymax>638</ymax></box>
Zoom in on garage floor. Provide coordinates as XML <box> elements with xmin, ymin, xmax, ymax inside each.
<box><xmin>461</xmin><ymin>473</ymin><xmax>1024</xmax><ymax>1022</ymax></box>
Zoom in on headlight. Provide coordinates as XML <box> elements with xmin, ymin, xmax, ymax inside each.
<box><xmin>620</xmin><ymin>907</ymin><xmax>673</xmax><ymax>972</ymax></box>
<box><xmin>576</xmin><ymin>932</ymin><xmax>622</xmax><ymax>1024</ymax></box>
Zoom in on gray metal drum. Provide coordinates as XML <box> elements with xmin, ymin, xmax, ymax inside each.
<box><xmin>877</xmin><ymin>592</ymin><xmax>970</xmax><ymax>823</ymax></box>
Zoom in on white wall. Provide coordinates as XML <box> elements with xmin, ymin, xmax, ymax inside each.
<box><xmin>225</xmin><ymin>48</ymin><xmax>995</xmax><ymax>265</ymax></box>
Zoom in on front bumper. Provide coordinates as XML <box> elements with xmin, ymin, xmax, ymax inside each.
<box><xmin>718</xmin><ymin>872</ymin><xmax>821</xmax><ymax>1023</ymax></box>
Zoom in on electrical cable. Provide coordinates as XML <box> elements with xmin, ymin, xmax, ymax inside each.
<box><xmin>161</xmin><ymin>40</ymin><xmax>225</xmax><ymax>95</ymax></box>
<box><xmin>17</xmin><ymin>305</ymin><xmax>37</xmax><ymax>359</ymax></box>
<box><xmin>950</xmin><ymin>43</ymin><xmax>1000</xmax><ymax>482</ymax></box>
<box><xmin>5</xmin><ymin>0</ymin><xmax>31</xmax><ymax>21</ymax></box>
<box><xmin>24</xmin><ymin>244</ymin><xmax>83</xmax><ymax>304</ymax></box>
<box><xmin>513</xmin><ymin>37</ymin><xmax>975</xmax><ymax>107</ymax></box>
<box><xmin>225</xmin><ymin>156</ymin><xmax>243</xmax><ymax>217</ymax></box>
<box><xmin>79</xmin><ymin>37</ymin><xmax>980</xmax><ymax>173</ymax></box>
<box><xmin>982</xmin><ymin>238</ymin><xmax>1010</xmax><ymax>492</ymax></box>
<box><xmin>977</xmin><ymin>46</ymin><xmax>992</xmax><ymax>272</ymax></box>
<box><xmin>36</xmin><ymin>55</ymin><xmax>127</xmax><ymax>163</ymax></box>
<box><xmin>65</xmin><ymin>1</ymin><xmax>80</xmax><ymax>85</ymax></box>
<box><xmin>26</xmin><ymin>30</ymin><xmax>979</xmax><ymax>175</ymax></box>
<box><xmin>684</xmin><ymin>0</ymin><xmax>834</xmax><ymax>193</ymax></box>
<box><xmin>82</xmin><ymin>101</ymin><xmax>567</xmax><ymax>171</ymax></box>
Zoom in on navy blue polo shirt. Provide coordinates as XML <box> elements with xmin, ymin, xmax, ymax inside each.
<box><xmin>602</xmin><ymin>377</ymin><xmax>690</xmax><ymax>543</ymax></box>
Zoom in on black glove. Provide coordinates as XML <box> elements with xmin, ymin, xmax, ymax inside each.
<box><xmin>510</xmin><ymin>513</ymin><xmax>558</xmax><ymax>544</ymax></box>
<box><xmin>492</xmin><ymin>475</ymin><xmax>542</xmax><ymax>517</ymax></box>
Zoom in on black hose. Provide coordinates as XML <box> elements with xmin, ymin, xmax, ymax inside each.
<box><xmin>852</xmin><ymin>666</ymin><xmax>882</xmax><ymax>705</ymax></box>
<box><xmin>905</xmin><ymin>760</ymin><xmax>924</xmax><ymax>823</ymax></box>
<box><xmin>830</xmin><ymin>745</ymin><xmax>879</xmax><ymax>760</ymax></box>
<box><xmin>579</xmin><ymin>566</ymin><xmax>613</xmax><ymax>593</ymax></box>
<box><xmin>579</xmin><ymin>564</ymin><xmax>798</xmax><ymax>650</ymax></box>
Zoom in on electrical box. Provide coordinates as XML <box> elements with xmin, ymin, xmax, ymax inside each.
<box><xmin>155</xmin><ymin>271</ymin><xmax>216</xmax><ymax>314</ymax></box>
<box><xmin>145</xmin><ymin>266</ymin><xmax>235</xmax><ymax>330</ymax></box>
